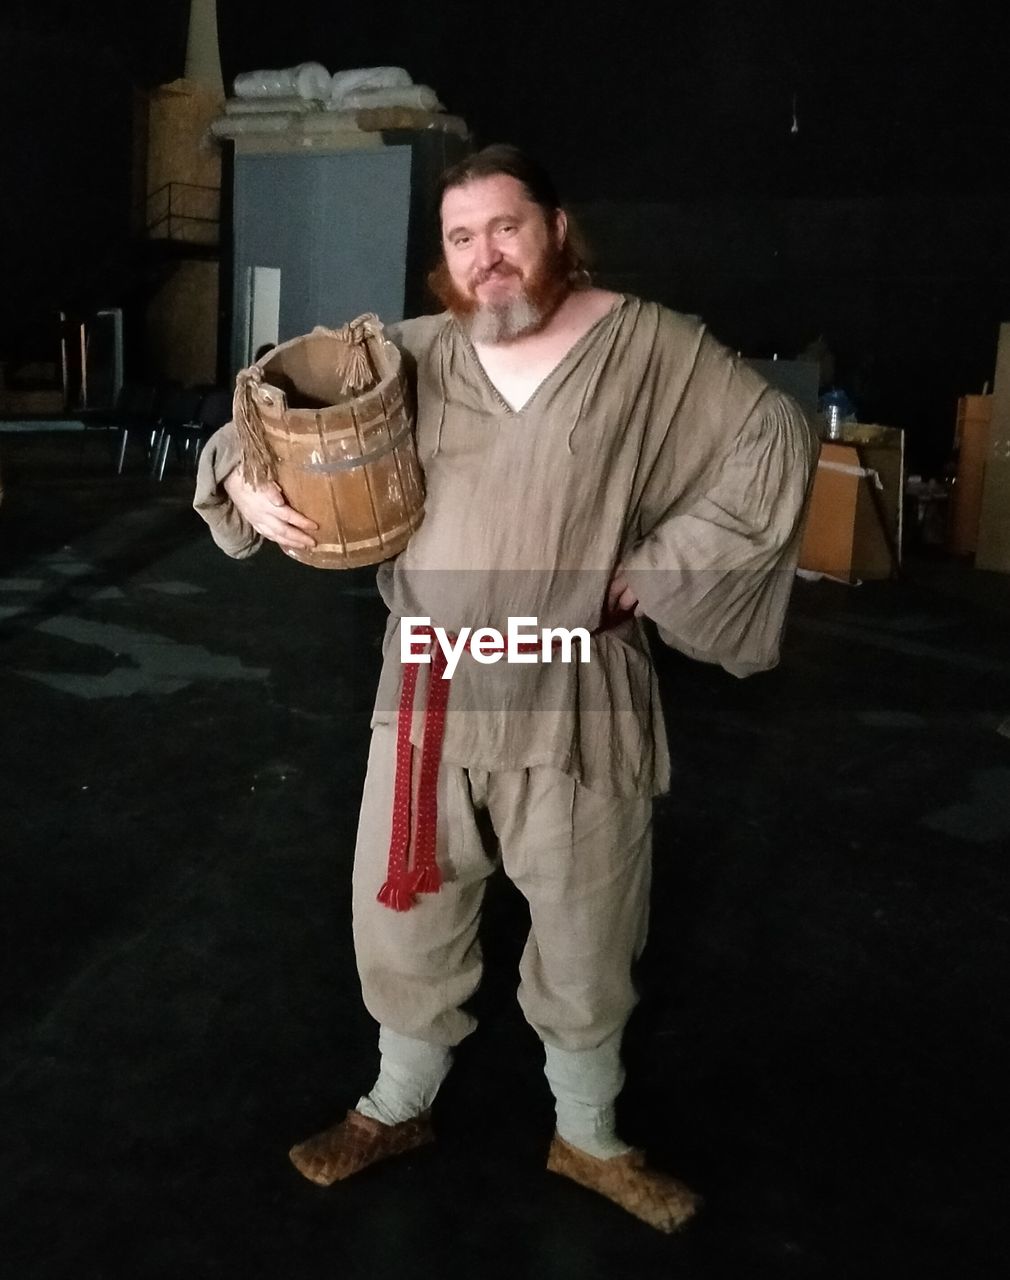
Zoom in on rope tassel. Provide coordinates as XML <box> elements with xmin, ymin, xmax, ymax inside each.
<box><xmin>410</xmin><ymin>864</ymin><xmax>442</xmax><ymax>894</ymax></box>
<box><xmin>232</xmin><ymin>367</ymin><xmax>276</xmax><ymax>488</ymax></box>
<box><xmin>376</xmin><ymin>880</ymin><xmax>416</xmax><ymax>912</ymax></box>
<box><xmin>335</xmin><ymin>320</ymin><xmax>377</xmax><ymax>394</ymax></box>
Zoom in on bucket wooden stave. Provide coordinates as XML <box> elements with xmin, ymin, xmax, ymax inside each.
<box><xmin>233</xmin><ymin>317</ymin><xmax>424</xmax><ymax>569</ymax></box>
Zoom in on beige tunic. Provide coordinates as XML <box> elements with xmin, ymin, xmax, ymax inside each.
<box><xmin>195</xmin><ymin>296</ymin><xmax>818</xmax><ymax>799</ymax></box>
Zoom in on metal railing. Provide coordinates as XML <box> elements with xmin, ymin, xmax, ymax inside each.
<box><xmin>145</xmin><ymin>181</ymin><xmax>220</xmax><ymax>245</ymax></box>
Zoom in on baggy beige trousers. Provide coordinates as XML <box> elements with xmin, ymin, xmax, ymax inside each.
<box><xmin>351</xmin><ymin>725</ymin><xmax>653</xmax><ymax>1053</ymax></box>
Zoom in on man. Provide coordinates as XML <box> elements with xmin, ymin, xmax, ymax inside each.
<box><xmin>195</xmin><ymin>144</ymin><xmax>818</xmax><ymax>1233</ymax></box>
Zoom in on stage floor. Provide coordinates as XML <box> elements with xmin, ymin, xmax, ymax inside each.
<box><xmin>1</xmin><ymin>433</ymin><xmax>1007</xmax><ymax>1279</ymax></box>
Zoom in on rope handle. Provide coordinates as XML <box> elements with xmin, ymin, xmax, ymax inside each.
<box><xmin>310</xmin><ymin>314</ymin><xmax>384</xmax><ymax>394</ymax></box>
<box><xmin>231</xmin><ymin>313</ymin><xmax>388</xmax><ymax>488</ymax></box>
<box><xmin>232</xmin><ymin>364</ymin><xmax>275</xmax><ymax>489</ymax></box>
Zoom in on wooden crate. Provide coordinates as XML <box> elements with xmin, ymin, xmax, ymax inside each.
<box><xmin>798</xmin><ymin>426</ymin><xmax>904</xmax><ymax>582</ymax></box>
<box><xmin>948</xmin><ymin>394</ymin><xmax>992</xmax><ymax>556</ymax></box>
<box><xmin>976</xmin><ymin>323</ymin><xmax>1010</xmax><ymax>574</ymax></box>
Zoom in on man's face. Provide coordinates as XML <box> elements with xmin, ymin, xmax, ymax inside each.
<box><xmin>435</xmin><ymin>174</ymin><xmax>569</xmax><ymax>341</ymax></box>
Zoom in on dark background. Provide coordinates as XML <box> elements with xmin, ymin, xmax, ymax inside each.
<box><xmin>2</xmin><ymin>8</ymin><xmax>1010</xmax><ymax>1274</ymax></box>
<box><xmin>3</xmin><ymin>0</ymin><xmax>1010</xmax><ymax>470</ymax></box>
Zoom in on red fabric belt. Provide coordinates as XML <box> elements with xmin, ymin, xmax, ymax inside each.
<box><xmin>377</xmin><ymin>627</ymin><xmax>539</xmax><ymax>911</ymax></box>
<box><xmin>377</xmin><ymin>618</ymin><xmax>627</xmax><ymax>912</ymax></box>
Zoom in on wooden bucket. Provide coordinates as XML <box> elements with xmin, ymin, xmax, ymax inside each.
<box><xmin>232</xmin><ymin>316</ymin><xmax>424</xmax><ymax>569</ymax></box>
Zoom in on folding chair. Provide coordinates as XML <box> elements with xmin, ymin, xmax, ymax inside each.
<box><xmin>78</xmin><ymin>382</ymin><xmax>159</xmax><ymax>473</ymax></box>
<box><xmin>149</xmin><ymin>386</ymin><xmax>205</xmax><ymax>481</ymax></box>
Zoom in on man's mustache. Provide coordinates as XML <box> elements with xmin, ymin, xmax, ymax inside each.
<box><xmin>470</xmin><ymin>263</ymin><xmax>522</xmax><ymax>288</ymax></box>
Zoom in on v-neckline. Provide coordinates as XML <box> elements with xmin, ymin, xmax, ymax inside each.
<box><xmin>458</xmin><ymin>295</ymin><xmax>626</xmax><ymax>416</ymax></box>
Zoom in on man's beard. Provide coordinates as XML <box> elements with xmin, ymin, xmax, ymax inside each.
<box><xmin>467</xmin><ymin>289</ymin><xmax>542</xmax><ymax>345</ymax></box>
<box><xmin>428</xmin><ymin>244</ymin><xmax>570</xmax><ymax>344</ymax></box>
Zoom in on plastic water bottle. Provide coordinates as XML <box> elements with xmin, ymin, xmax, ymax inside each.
<box><xmin>818</xmin><ymin>388</ymin><xmax>856</xmax><ymax>441</ymax></box>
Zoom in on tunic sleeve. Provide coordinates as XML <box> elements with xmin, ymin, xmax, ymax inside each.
<box><xmin>622</xmin><ymin>388</ymin><xmax>818</xmax><ymax>677</ymax></box>
<box><xmin>192</xmin><ymin>421</ymin><xmax>263</xmax><ymax>560</ymax></box>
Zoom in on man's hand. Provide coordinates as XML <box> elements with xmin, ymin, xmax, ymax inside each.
<box><xmin>223</xmin><ymin>468</ymin><xmax>318</xmax><ymax>550</ymax></box>
<box><xmin>606</xmin><ymin>568</ymin><xmax>640</xmax><ymax>618</ymax></box>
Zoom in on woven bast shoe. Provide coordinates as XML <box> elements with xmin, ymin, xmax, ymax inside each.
<box><xmin>547</xmin><ymin>1133</ymin><xmax>702</xmax><ymax>1234</ymax></box>
<box><xmin>288</xmin><ymin>1108</ymin><xmax>434</xmax><ymax>1186</ymax></box>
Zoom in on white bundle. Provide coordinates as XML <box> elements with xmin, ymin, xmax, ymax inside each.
<box><xmin>330</xmin><ymin>66</ymin><xmax>413</xmax><ymax>104</ymax></box>
<box><xmin>233</xmin><ymin>62</ymin><xmax>332</xmax><ymax>101</ymax></box>
<box><xmin>225</xmin><ymin>96</ymin><xmax>322</xmax><ymax>115</ymax></box>
<box><xmin>332</xmin><ymin>85</ymin><xmax>443</xmax><ymax>112</ymax></box>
